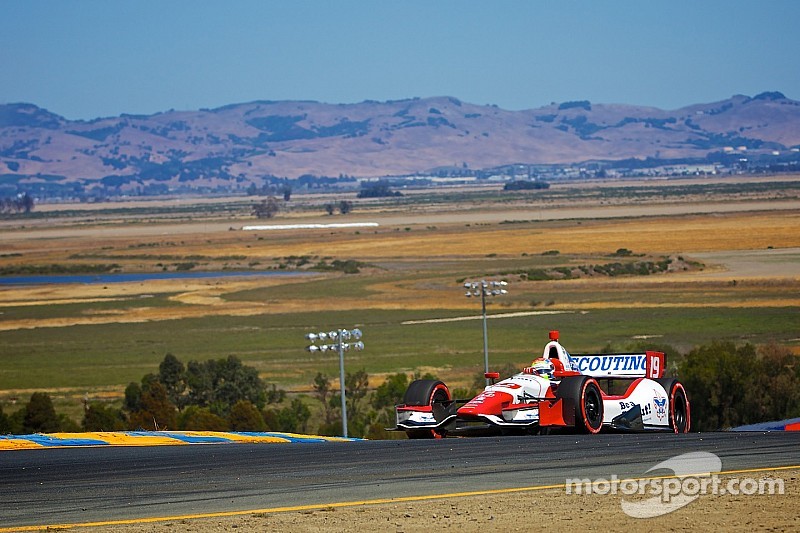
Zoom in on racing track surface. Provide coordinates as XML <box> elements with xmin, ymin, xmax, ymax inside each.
<box><xmin>1</xmin><ymin>432</ymin><xmax>798</xmax><ymax>529</ymax></box>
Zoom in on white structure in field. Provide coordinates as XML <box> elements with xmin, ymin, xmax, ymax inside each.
<box><xmin>243</xmin><ymin>222</ymin><xmax>379</xmax><ymax>231</ymax></box>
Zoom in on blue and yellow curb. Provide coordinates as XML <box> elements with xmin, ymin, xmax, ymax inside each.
<box><xmin>0</xmin><ymin>431</ymin><xmax>360</xmax><ymax>450</ymax></box>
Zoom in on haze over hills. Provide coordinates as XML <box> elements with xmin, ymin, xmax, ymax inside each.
<box><xmin>1</xmin><ymin>92</ymin><xmax>799</xmax><ymax>197</ymax></box>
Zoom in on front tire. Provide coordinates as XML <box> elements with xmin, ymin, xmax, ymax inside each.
<box><xmin>556</xmin><ymin>376</ymin><xmax>604</xmax><ymax>434</ymax></box>
<box><xmin>402</xmin><ymin>380</ymin><xmax>451</xmax><ymax>439</ymax></box>
<box><xmin>402</xmin><ymin>379</ymin><xmax>451</xmax><ymax>406</ymax></box>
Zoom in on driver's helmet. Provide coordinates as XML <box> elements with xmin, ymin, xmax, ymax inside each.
<box><xmin>531</xmin><ymin>358</ymin><xmax>555</xmax><ymax>379</ymax></box>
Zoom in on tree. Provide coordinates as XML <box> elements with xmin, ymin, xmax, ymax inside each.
<box><xmin>275</xmin><ymin>398</ymin><xmax>311</xmax><ymax>433</ymax></box>
<box><xmin>749</xmin><ymin>343</ymin><xmax>800</xmax><ymax>422</ymax></box>
<box><xmin>357</xmin><ymin>182</ymin><xmax>402</xmax><ymax>198</ymax></box>
<box><xmin>261</xmin><ymin>408</ymin><xmax>279</xmax><ymax>431</ymax></box>
<box><xmin>338</xmin><ymin>200</ymin><xmax>353</xmax><ymax>214</ymax></box>
<box><xmin>158</xmin><ymin>353</ymin><xmax>187</xmax><ymax>409</ymax></box>
<box><xmin>0</xmin><ymin>403</ymin><xmax>12</xmax><ymax>434</ymax></box>
<box><xmin>127</xmin><ymin>381</ymin><xmax>178</xmax><ymax>430</ymax></box>
<box><xmin>503</xmin><ymin>180</ymin><xmax>550</xmax><ymax>191</ymax></box>
<box><xmin>18</xmin><ymin>192</ymin><xmax>35</xmax><ymax>214</ymax></box>
<box><xmin>364</xmin><ymin>372</ymin><xmax>410</xmax><ymax>440</ymax></box>
<box><xmin>312</xmin><ymin>373</ymin><xmax>347</xmax><ymax>436</ymax></box>
<box><xmin>282</xmin><ymin>185</ymin><xmax>292</xmax><ymax>202</ymax></box>
<box><xmin>185</xmin><ymin>355</ymin><xmax>267</xmax><ymax>416</ymax></box>
<box><xmin>124</xmin><ymin>381</ymin><xmax>143</xmax><ymax>412</ymax></box>
<box><xmin>58</xmin><ymin>414</ymin><xmax>81</xmax><ymax>432</ymax></box>
<box><xmin>346</xmin><ymin>370</ymin><xmax>369</xmax><ymax>416</ymax></box>
<box><xmin>83</xmin><ymin>403</ymin><xmax>126</xmax><ymax>431</ymax></box>
<box><xmin>371</xmin><ymin>373</ymin><xmax>408</xmax><ymax>411</ymax></box>
<box><xmin>676</xmin><ymin>341</ymin><xmax>792</xmax><ymax>431</ymax></box>
<box><xmin>312</xmin><ymin>373</ymin><xmax>335</xmax><ymax>426</ymax></box>
<box><xmin>178</xmin><ymin>406</ymin><xmax>229</xmax><ymax>431</ymax></box>
<box><xmin>266</xmin><ymin>383</ymin><xmax>286</xmax><ymax>404</ymax></box>
<box><xmin>252</xmin><ymin>196</ymin><xmax>279</xmax><ymax>218</ymax></box>
<box><xmin>228</xmin><ymin>400</ymin><xmax>266</xmax><ymax>431</ymax></box>
<box><xmin>23</xmin><ymin>392</ymin><xmax>60</xmax><ymax>433</ymax></box>
<box><xmin>6</xmin><ymin>408</ymin><xmax>25</xmax><ymax>435</ymax></box>
<box><xmin>344</xmin><ymin>369</ymin><xmax>369</xmax><ymax>436</ymax></box>
<box><xmin>0</xmin><ymin>193</ymin><xmax>35</xmax><ymax>214</ymax></box>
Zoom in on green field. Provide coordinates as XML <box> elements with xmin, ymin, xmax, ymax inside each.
<box><xmin>1</xmin><ymin>304</ymin><xmax>797</xmax><ymax>391</ymax></box>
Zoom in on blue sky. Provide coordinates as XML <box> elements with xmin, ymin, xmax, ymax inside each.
<box><xmin>3</xmin><ymin>1</ymin><xmax>799</xmax><ymax>120</ymax></box>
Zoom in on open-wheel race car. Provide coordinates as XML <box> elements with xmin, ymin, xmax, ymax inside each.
<box><xmin>394</xmin><ymin>331</ymin><xmax>690</xmax><ymax>437</ymax></box>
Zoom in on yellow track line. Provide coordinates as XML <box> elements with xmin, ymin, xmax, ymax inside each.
<box><xmin>2</xmin><ymin>464</ymin><xmax>798</xmax><ymax>532</ymax></box>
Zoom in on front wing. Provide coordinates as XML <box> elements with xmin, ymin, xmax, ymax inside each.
<box><xmin>394</xmin><ymin>399</ymin><xmax>539</xmax><ymax>437</ymax></box>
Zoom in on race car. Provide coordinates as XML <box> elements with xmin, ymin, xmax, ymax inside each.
<box><xmin>394</xmin><ymin>330</ymin><xmax>690</xmax><ymax>437</ymax></box>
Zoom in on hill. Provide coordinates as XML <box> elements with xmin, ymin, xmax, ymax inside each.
<box><xmin>1</xmin><ymin>92</ymin><xmax>799</xmax><ymax>197</ymax></box>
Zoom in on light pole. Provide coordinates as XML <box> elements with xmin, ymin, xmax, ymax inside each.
<box><xmin>305</xmin><ymin>328</ymin><xmax>364</xmax><ymax>438</ymax></box>
<box><xmin>464</xmin><ymin>280</ymin><xmax>508</xmax><ymax>385</ymax></box>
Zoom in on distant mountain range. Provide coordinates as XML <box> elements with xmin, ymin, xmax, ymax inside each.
<box><xmin>1</xmin><ymin>92</ymin><xmax>799</xmax><ymax>197</ymax></box>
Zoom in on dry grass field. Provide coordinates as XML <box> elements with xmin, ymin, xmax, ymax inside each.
<box><xmin>0</xmin><ymin>176</ymin><xmax>798</xmax><ymax>413</ymax></box>
<box><xmin>1</xmin><ymin>206</ymin><xmax>798</xmax><ymax>328</ymax></box>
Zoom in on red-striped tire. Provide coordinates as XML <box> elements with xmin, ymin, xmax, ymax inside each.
<box><xmin>402</xmin><ymin>380</ymin><xmax>451</xmax><ymax>439</ymax></box>
<box><xmin>556</xmin><ymin>376</ymin><xmax>604</xmax><ymax>434</ymax></box>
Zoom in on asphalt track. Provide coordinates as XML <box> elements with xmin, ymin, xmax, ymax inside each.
<box><xmin>1</xmin><ymin>432</ymin><xmax>798</xmax><ymax>530</ymax></box>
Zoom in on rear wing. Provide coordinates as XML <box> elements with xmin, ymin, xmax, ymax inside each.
<box><xmin>570</xmin><ymin>351</ymin><xmax>664</xmax><ymax>379</ymax></box>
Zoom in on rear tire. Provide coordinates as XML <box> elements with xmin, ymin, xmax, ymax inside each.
<box><xmin>655</xmin><ymin>378</ymin><xmax>691</xmax><ymax>433</ymax></box>
<box><xmin>555</xmin><ymin>376</ymin><xmax>604</xmax><ymax>434</ymax></box>
<box><xmin>402</xmin><ymin>380</ymin><xmax>451</xmax><ymax>439</ymax></box>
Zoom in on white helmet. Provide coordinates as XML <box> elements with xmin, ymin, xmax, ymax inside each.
<box><xmin>531</xmin><ymin>358</ymin><xmax>555</xmax><ymax>380</ymax></box>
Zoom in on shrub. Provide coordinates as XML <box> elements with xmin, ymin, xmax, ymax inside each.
<box><xmin>228</xmin><ymin>400</ymin><xmax>267</xmax><ymax>431</ymax></box>
<box><xmin>178</xmin><ymin>406</ymin><xmax>229</xmax><ymax>431</ymax></box>
<box><xmin>82</xmin><ymin>403</ymin><xmax>126</xmax><ymax>431</ymax></box>
<box><xmin>23</xmin><ymin>392</ymin><xmax>60</xmax><ymax>433</ymax></box>
<box><xmin>127</xmin><ymin>382</ymin><xmax>178</xmax><ymax>430</ymax></box>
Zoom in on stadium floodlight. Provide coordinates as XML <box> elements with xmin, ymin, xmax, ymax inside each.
<box><xmin>304</xmin><ymin>327</ymin><xmax>365</xmax><ymax>438</ymax></box>
<box><xmin>463</xmin><ymin>280</ymin><xmax>509</xmax><ymax>385</ymax></box>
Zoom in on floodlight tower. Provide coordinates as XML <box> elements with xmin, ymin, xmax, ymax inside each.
<box><xmin>464</xmin><ymin>280</ymin><xmax>508</xmax><ymax>385</ymax></box>
<box><xmin>305</xmin><ymin>328</ymin><xmax>364</xmax><ymax>438</ymax></box>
